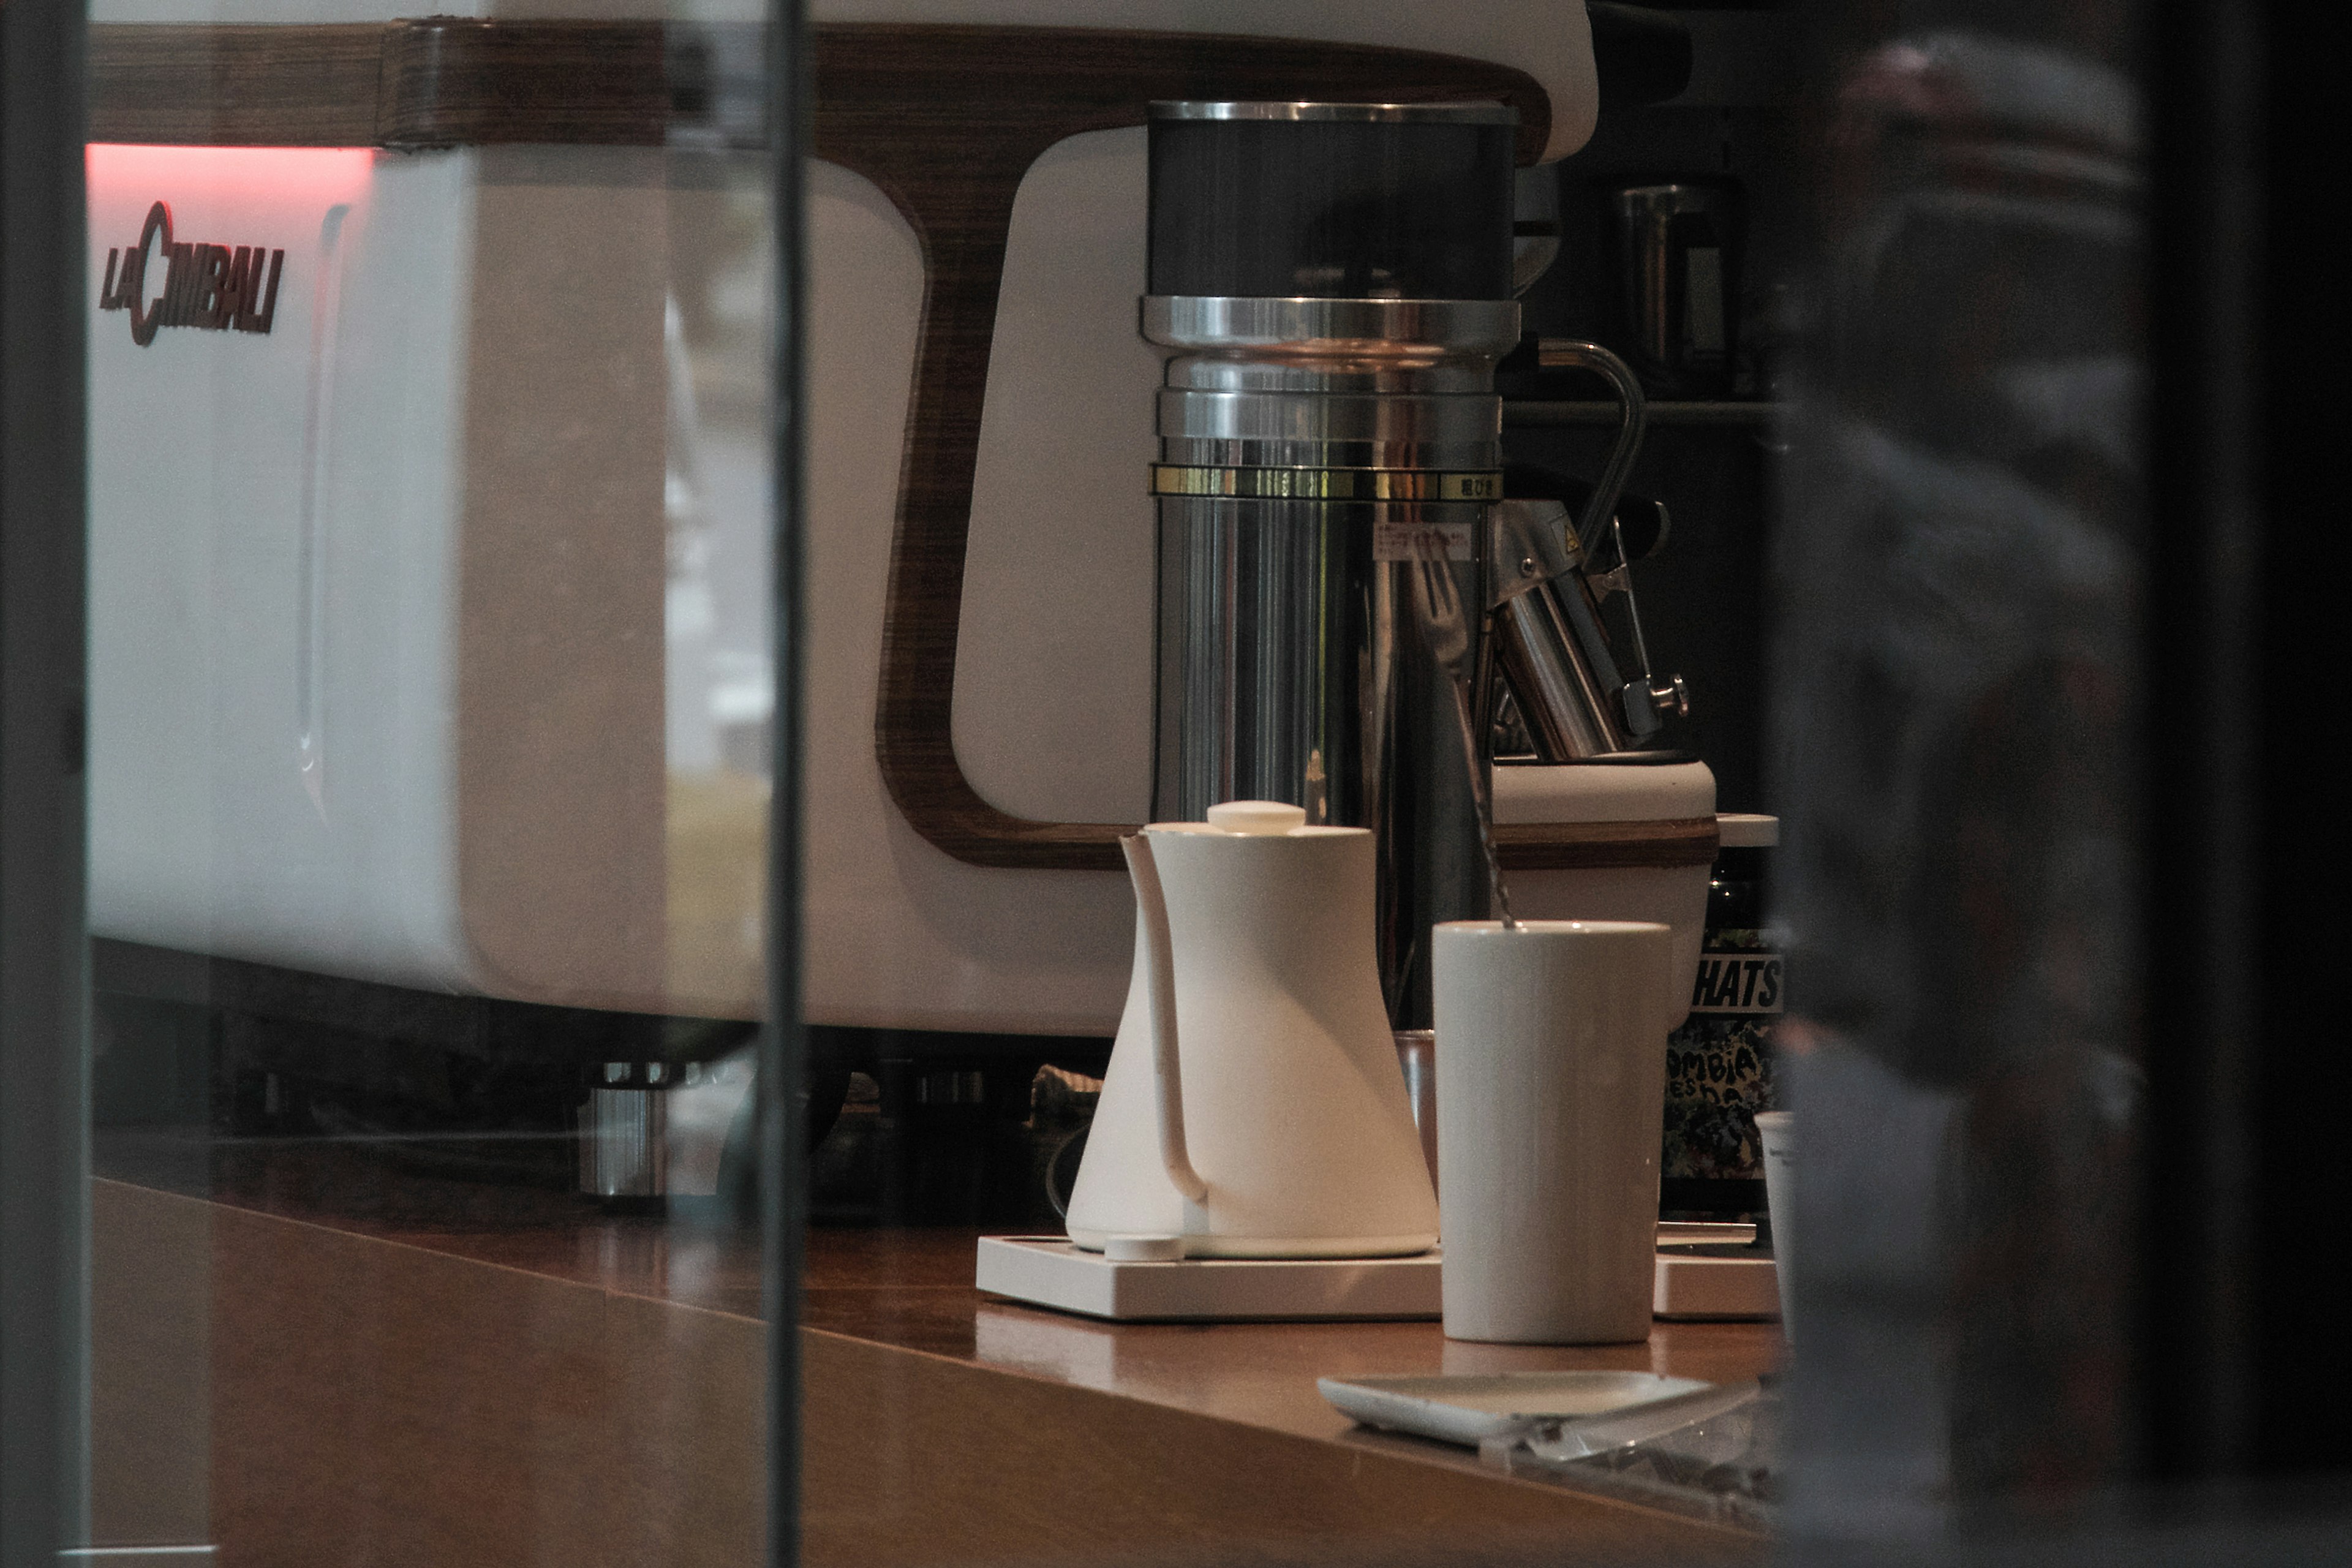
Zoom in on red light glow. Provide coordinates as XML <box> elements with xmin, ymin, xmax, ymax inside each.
<box><xmin>88</xmin><ymin>145</ymin><xmax>374</xmax><ymax>209</ymax></box>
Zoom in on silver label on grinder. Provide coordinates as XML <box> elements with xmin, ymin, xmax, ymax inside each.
<box><xmin>1373</xmin><ymin>521</ymin><xmax>1476</xmax><ymax>562</ymax></box>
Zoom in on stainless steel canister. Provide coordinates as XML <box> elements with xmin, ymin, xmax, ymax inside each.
<box><xmin>579</xmin><ymin>1059</ymin><xmax>673</xmax><ymax>1200</ymax></box>
<box><xmin>1614</xmin><ymin>181</ymin><xmax>1743</xmax><ymax>396</ymax></box>
<box><xmin>1145</xmin><ymin>295</ymin><xmax>1520</xmax><ymax>1023</ymax></box>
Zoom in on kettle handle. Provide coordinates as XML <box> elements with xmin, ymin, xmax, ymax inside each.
<box><xmin>1119</xmin><ymin>835</ymin><xmax>1210</xmax><ymax>1205</ymax></box>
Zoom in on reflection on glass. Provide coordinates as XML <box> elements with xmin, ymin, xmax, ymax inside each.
<box><xmin>83</xmin><ymin>36</ymin><xmax>774</xmax><ymax>1557</ymax></box>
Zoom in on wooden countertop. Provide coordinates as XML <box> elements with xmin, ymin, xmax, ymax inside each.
<box><xmin>809</xmin><ymin>1229</ymin><xmax>1782</xmax><ymax>1455</ymax></box>
<box><xmin>103</xmin><ymin>1133</ymin><xmax>1781</xmax><ymax>1444</ymax></box>
<box><xmin>92</xmin><ymin>1134</ymin><xmax>1779</xmax><ymax>1564</ymax></box>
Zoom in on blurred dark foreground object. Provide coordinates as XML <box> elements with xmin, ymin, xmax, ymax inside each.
<box><xmin>1778</xmin><ymin>0</ymin><xmax>2352</xmax><ymax>1551</ymax></box>
<box><xmin>1774</xmin><ymin>12</ymin><xmax>2146</xmax><ymax>1540</ymax></box>
<box><xmin>1589</xmin><ymin>4</ymin><xmax>1694</xmax><ymax>107</ymax></box>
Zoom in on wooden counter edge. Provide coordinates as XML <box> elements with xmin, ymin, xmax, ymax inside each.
<box><xmin>91</xmin><ymin>1180</ymin><xmax>1759</xmax><ymax>1565</ymax></box>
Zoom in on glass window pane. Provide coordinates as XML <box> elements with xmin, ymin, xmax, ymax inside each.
<box><xmin>75</xmin><ymin>9</ymin><xmax>784</xmax><ymax>1563</ymax></box>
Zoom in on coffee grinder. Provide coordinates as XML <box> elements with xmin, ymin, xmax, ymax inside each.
<box><xmin>1144</xmin><ymin>102</ymin><xmax>1520</xmax><ymax>1025</ymax></box>
<box><xmin>1144</xmin><ymin>102</ymin><xmax>1688</xmax><ymax>1025</ymax></box>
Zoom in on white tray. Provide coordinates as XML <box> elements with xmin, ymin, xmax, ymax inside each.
<box><xmin>976</xmin><ymin>1235</ymin><xmax>1441</xmax><ymax>1322</ymax></box>
<box><xmin>1652</xmin><ymin>1249</ymin><xmax>1780</xmax><ymax>1321</ymax></box>
<box><xmin>1319</xmin><ymin>1371</ymin><xmax>1714</xmax><ymax>1446</ymax></box>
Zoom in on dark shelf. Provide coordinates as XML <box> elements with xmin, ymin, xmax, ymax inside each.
<box><xmin>1504</xmin><ymin>399</ymin><xmax>1787</xmax><ymax>428</ymax></box>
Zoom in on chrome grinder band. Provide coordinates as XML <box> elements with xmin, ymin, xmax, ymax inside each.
<box><xmin>1148</xmin><ymin>466</ymin><xmax>1504</xmax><ymax>502</ymax></box>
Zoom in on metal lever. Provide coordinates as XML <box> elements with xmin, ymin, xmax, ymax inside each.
<box><xmin>1528</xmin><ymin>341</ymin><xmax>1687</xmax><ymax>742</ymax></box>
<box><xmin>1536</xmin><ymin>340</ymin><xmax>1649</xmax><ymax>563</ymax></box>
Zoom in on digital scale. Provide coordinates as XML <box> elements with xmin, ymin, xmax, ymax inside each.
<box><xmin>978</xmin><ymin>1223</ymin><xmax>1778</xmax><ymax>1324</ymax></box>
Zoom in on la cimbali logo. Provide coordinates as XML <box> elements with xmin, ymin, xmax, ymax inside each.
<box><xmin>99</xmin><ymin>201</ymin><xmax>284</xmax><ymax>347</ymax></box>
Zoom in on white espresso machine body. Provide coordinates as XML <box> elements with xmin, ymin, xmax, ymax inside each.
<box><xmin>89</xmin><ymin>144</ymin><xmax>477</xmax><ymax>996</ymax></box>
<box><xmin>91</xmin><ymin>142</ymin><xmax>681</xmax><ymax>1015</ymax></box>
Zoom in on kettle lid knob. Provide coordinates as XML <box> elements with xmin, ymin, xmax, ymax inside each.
<box><xmin>1205</xmin><ymin>800</ymin><xmax>1307</xmax><ymax>835</ymax></box>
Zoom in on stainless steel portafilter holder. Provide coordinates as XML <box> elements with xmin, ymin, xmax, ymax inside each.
<box><xmin>579</xmin><ymin>1060</ymin><xmax>673</xmax><ymax>1200</ymax></box>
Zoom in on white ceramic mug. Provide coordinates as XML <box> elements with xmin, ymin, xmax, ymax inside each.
<box><xmin>1754</xmin><ymin>1110</ymin><xmax>1794</xmax><ymax>1338</ymax></box>
<box><xmin>1433</xmin><ymin>919</ymin><xmax>1674</xmax><ymax>1343</ymax></box>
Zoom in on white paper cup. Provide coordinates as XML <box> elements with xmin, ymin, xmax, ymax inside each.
<box><xmin>1433</xmin><ymin>919</ymin><xmax>1675</xmax><ymax>1344</ymax></box>
<box><xmin>1754</xmin><ymin>1110</ymin><xmax>1794</xmax><ymax>1338</ymax></box>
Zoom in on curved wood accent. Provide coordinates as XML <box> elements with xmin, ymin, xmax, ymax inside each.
<box><xmin>1494</xmin><ymin>815</ymin><xmax>1721</xmax><ymax>870</ymax></box>
<box><xmin>820</xmin><ymin>29</ymin><xmax>1549</xmax><ymax>870</ymax></box>
<box><xmin>84</xmin><ymin>21</ymin><xmax>1552</xmax><ymax>873</ymax></box>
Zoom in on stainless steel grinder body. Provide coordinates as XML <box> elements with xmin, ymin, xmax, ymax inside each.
<box><xmin>1142</xmin><ymin>103</ymin><xmax>1521</xmax><ymax>1025</ymax></box>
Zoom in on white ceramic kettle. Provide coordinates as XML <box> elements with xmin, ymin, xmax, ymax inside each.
<box><xmin>1063</xmin><ymin>801</ymin><xmax>1440</xmax><ymax>1258</ymax></box>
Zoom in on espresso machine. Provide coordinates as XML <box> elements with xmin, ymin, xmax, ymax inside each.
<box><xmin>86</xmin><ymin>10</ymin><xmax>1599</xmax><ymax>1033</ymax></box>
<box><xmin>80</xmin><ymin>5</ymin><xmax>1718</xmax><ymax>1208</ymax></box>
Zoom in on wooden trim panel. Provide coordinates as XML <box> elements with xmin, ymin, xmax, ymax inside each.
<box><xmin>87</xmin><ymin>20</ymin><xmax>675</xmax><ymax>148</ymax></box>
<box><xmin>380</xmin><ymin>20</ymin><xmax>672</xmax><ymax>148</ymax></box>
<box><xmin>1494</xmin><ymin>815</ymin><xmax>1722</xmax><ymax>870</ymax></box>
<box><xmin>89</xmin><ymin>23</ymin><xmax>390</xmax><ymax>146</ymax></box>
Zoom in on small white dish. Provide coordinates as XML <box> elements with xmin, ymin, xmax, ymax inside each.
<box><xmin>1317</xmin><ymin>1370</ymin><xmax>1713</xmax><ymax>1446</ymax></box>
